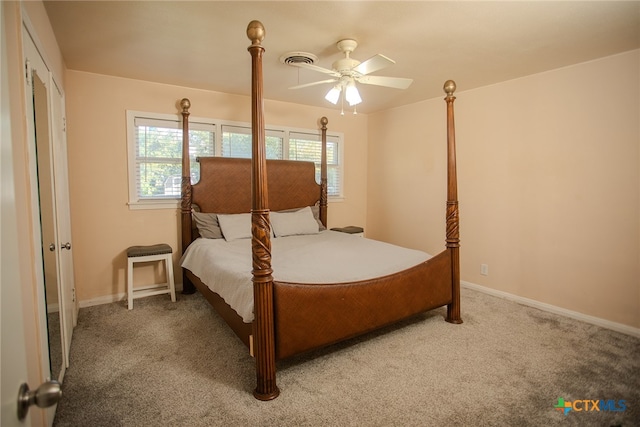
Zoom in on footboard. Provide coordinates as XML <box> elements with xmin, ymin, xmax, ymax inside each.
<box><xmin>272</xmin><ymin>250</ymin><xmax>453</xmax><ymax>360</ymax></box>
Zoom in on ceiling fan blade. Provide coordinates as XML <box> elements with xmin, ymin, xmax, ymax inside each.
<box><xmin>288</xmin><ymin>79</ymin><xmax>336</xmax><ymax>90</ymax></box>
<box><xmin>352</xmin><ymin>54</ymin><xmax>395</xmax><ymax>76</ymax></box>
<box><xmin>289</xmin><ymin>62</ymin><xmax>340</xmax><ymax>76</ymax></box>
<box><xmin>357</xmin><ymin>75</ymin><xmax>413</xmax><ymax>90</ymax></box>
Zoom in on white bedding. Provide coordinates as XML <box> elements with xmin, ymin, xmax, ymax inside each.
<box><xmin>180</xmin><ymin>230</ymin><xmax>431</xmax><ymax>322</ymax></box>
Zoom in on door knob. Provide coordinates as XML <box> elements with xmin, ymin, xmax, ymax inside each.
<box><xmin>49</xmin><ymin>243</ymin><xmax>56</xmax><ymax>252</ymax></box>
<box><xmin>17</xmin><ymin>380</ymin><xmax>62</xmax><ymax>420</ymax></box>
<box><xmin>61</xmin><ymin>242</ymin><xmax>71</xmax><ymax>250</ymax></box>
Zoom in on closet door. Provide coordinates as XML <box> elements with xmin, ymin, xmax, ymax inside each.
<box><xmin>50</xmin><ymin>79</ymin><xmax>77</xmax><ymax>362</ymax></box>
<box><xmin>22</xmin><ymin>24</ymin><xmax>76</xmax><ymax>392</ymax></box>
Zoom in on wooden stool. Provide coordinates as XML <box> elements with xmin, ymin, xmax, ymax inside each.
<box><xmin>126</xmin><ymin>244</ymin><xmax>176</xmax><ymax>310</ymax></box>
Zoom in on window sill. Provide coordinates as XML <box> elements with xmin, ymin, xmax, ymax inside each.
<box><xmin>128</xmin><ymin>200</ymin><xmax>180</xmax><ymax>210</ymax></box>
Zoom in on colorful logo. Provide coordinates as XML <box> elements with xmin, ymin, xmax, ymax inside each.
<box><xmin>554</xmin><ymin>398</ymin><xmax>573</xmax><ymax>415</ymax></box>
<box><xmin>554</xmin><ymin>398</ymin><xmax>627</xmax><ymax>416</ymax></box>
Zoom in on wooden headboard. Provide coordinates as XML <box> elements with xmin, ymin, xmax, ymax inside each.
<box><xmin>178</xmin><ymin>101</ymin><xmax>329</xmax><ymax>256</ymax></box>
<box><xmin>191</xmin><ymin>157</ymin><xmax>322</xmax><ymax>215</ymax></box>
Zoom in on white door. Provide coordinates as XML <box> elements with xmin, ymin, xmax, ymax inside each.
<box><xmin>1</xmin><ymin>48</ymin><xmax>32</xmax><ymax>427</ymax></box>
<box><xmin>50</xmin><ymin>80</ymin><xmax>77</xmax><ymax>356</ymax></box>
<box><xmin>1</xmin><ymin>129</ymin><xmax>33</xmax><ymax>427</ymax></box>
<box><xmin>2</xmin><ymin>5</ymin><xmax>32</xmax><ymax>425</ymax></box>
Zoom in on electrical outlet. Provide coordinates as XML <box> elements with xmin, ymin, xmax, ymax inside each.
<box><xmin>480</xmin><ymin>264</ymin><xmax>489</xmax><ymax>276</ymax></box>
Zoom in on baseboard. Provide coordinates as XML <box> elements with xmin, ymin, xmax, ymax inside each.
<box><xmin>47</xmin><ymin>303</ymin><xmax>59</xmax><ymax>314</ymax></box>
<box><xmin>79</xmin><ymin>282</ymin><xmax>184</xmax><ymax>309</ymax></box>
<box><xmin>79</xmin><ymin>293</ymin><xmax>126</xmax><ymax>308</ymax></box>
<box><xmin>461</xmin><ymin>281</ymin><xmax>640</xmax><ymax>338</ymax></box>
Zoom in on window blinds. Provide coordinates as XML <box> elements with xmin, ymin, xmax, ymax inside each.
<box><xmin>134</xmin><ymin>117</ymin><xmax>214</xmax><ymax>199</ymax></box>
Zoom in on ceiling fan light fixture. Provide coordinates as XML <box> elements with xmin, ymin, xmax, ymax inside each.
<box><xmin>286</xmin><ymin>38</ymin><xmax>409</xmax><ymax>111</ymax></box>
<box><xmin>345</xmin><ymin>82</ymin><xmax>362</xmax><ymax>106</ymax></box>
<box><xmin>325</xmin><ymin>86</ymin><xmax>341</xmax><ymax>105</ymax></box>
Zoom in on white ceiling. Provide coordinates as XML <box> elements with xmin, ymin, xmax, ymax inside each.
<box><xmin>44</xmin><ymin>1</ymin><xmax>640</xmax><ymax>114</ymax></box>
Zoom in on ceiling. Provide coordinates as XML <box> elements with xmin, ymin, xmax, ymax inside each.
<box><xmin>44</xmin><ymin>1</ymin><xmax>640</xmax><ymax>115</ymax></box>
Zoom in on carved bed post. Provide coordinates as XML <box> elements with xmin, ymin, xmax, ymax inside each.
<box><xmin>247</xmin><ymin>20</ymin><xmax>279</xmax><ymax>401</ymax></box>
<box><xmin>320</xmin><ymin>116</ymin><xmax>328</xmax><ymax>227</ymax></box>
<box><xmin>180</xmin><ymin>98</ymin><xmax>195</xmax><ymax>294</ymax></box>
<box><xmin>443</xmin><ymin>80</ymin><xmax>462</xmax><ymax>324</ymax></box>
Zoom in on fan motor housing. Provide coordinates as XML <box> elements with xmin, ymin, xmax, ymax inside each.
<box><xmin>333</xmin><ymin>58</ymin><xmax>360</xmax><ymax>74</ymax></box>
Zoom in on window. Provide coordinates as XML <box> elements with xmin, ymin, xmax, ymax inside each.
<box><xmin>127</xmin><ymin>112</ymin><xmax>215</xmax><ymax>208</ymax></box>
<box><xmin>127</xmin><ymin>112</ymin><xmax>343</xmax><ymax>209</ymax></box>
<box><xmin>221</xmin><ymin>125</ymin><xmax>284</xmax><ymax>159</ymax></box>
<box><xmin>289</xmin><ymin>132</ymin><xmax>341</xmax><ymax>196</ymax></box>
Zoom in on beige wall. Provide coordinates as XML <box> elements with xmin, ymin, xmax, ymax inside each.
<box><xmin>368</xmin><ymin>50</ymin><xmax>640</xmax><ymax>329</ymax></box>
<box><xmin>64</xmin><ymin>71</ymin><xmax>368</xmax><ymax>303</ymax></box>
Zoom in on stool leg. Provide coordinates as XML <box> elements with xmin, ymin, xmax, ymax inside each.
<box><xmin>127</xmin><ymin>258</ymin><xmax>134</xmax><ymax>310</ymax></box>
<box><xmin>166</xmin><ymin>254</ymin><xmax>176</xmax><ymax>303</ymax></box>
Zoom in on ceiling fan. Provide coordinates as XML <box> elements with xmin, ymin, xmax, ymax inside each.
<box><xmin>283</xmin><ymin>39</ymin><xmax>413</xmax><ymax>111</ymax></box>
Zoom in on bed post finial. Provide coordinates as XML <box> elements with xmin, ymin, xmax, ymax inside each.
<box><xmin>443</xmin><ymin>80</ymin><xmax>462</xmax><ymax>325</ymax></box>
<box><xmin>247</xmin><ymin>20</ymin><xmax>265</xmax><ymax>47</ymax></box>
<box><xmin>444</xmin><ymin>80</ymin><xmax>456</xmax><ymax>98</ymax></box>
<box><xmin>180</xmin><ymin>98</ymin><xmax>191</xmax><ymax>113</ymax></box>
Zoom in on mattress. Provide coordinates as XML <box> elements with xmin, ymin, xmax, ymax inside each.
<box><xmin>181</xmin><ymin>230</ymin><xmax>431</xmax><ymax>322</ymax></box>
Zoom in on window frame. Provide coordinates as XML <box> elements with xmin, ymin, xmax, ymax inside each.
<box><xmin>126</xmin><ymin>112</ymin><xmax>344</xmax><ymax>210</ymax></box>
<box><xmin>126</xmin><ymin>110</ymin><xmax>217</xmax><ymax>209</ymax></box>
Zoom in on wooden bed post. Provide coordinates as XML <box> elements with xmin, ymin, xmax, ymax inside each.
<box><xmin>247</xmin><ymin>20</ymin><xmax>279</xmax><ymax>401</ymax></box>
<box><xmin>444</xmin><ymin>80</ymin><xmax>462</xmax><ymax>324</ymax></box>
<box><xmin>320</xmin><ymin>116</ymin><xmax>328</xmax><ymax>227</ymax></box>
<box><xmin>179</xmin><ymin>98</ymin><xmax>195</xmax><ymax>294</ymax></box>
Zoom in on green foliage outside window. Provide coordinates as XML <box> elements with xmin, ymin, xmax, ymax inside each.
<box><xmin>136</xmin><ymin>126</ymin><xmax>213</xmax><ymax>198</ymax></box>
<box><xmin>222</xmin><ymin>132</ymin><xmax>283</xmax><ymax>159</ymax></box>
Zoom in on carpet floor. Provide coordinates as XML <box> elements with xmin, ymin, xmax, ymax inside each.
<box><xmin>53</xmin><ymin>287</ymin><xmax>639</xmax><ymax>426</ymax></box>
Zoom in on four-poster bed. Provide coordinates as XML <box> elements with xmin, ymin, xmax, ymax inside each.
<box><xmin>179</xmin><ymin>20</ymin><xmax>461</xmax><ymax>400</ymax></box>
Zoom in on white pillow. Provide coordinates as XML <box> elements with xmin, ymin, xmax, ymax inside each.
<box><xmin>270</xmin><ymin>206</ymin><xmax>320</xmax><ymax>237</ymax></box>
<box><xmin>217</xmin><ymin>213</ymin><xmax>252</xmax><ymax>241</ymax></box>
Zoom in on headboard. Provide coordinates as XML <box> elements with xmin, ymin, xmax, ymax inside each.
<box><xmin>191</xmin><ymin>157</ymin><xmax>322</xmax><ymax>215</ymax></box>
<box><xmin>178</xmin><ymin>98</ymin><xmax>329</xmax><ymax>255</ymax></box>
